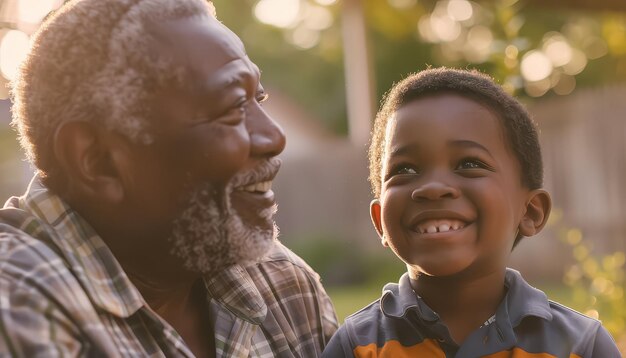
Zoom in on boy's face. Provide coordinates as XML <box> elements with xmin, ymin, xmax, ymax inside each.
<box><xmin>370</xmin><ymin>93</ymin><xmax>549</xmax><ymax>279</ymax></box>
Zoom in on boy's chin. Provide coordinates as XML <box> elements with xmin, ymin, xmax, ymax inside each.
<box><xmin>406</xmin><ymin>258</ymin><xmax>477</xmax><ymax>280</ymax></box>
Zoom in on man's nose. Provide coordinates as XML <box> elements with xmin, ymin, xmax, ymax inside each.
<box><xmin>247</xmin><ymin>101</ymin><xmax>286</xmax><ymax>157</ymax></box>
<box><xmin>411</xmin><ymin>179</ymin><xmax>460</xmax><ymax>201</ymax></box>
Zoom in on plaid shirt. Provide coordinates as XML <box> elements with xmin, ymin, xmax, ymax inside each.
<box><xmin>0</xmin><ymin>178</ymin><xmax>338</xmax><ymax>357</ymax></box>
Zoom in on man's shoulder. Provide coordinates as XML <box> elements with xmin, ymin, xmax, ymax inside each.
<box><xmin>0</xmin><ymin>225</ymin><xmax>64</xmax><ymax>273</ymax></box>
<box><xmin>0</xmin><ymin>225</ymin><xmax>71</xmax><ymax>292</ymax></box>
<box><xmin>256</xmin><ymin>240</ymin><xmax>321</xmax><ymax>278</ymax></box>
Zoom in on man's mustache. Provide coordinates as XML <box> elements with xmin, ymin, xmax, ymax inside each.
<box><xmin>229</xmin><ymin>157</ymin><xmax>282</xmax><ymax>190</ymax></box>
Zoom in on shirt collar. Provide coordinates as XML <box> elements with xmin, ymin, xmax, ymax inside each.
<box><xmin>380</xmin><ymin>268</ymin><xmax>553</xmax><ymax>326</ymax></box>
<box><xmin>16</xmin><ymin>176</ymin><xmax>146</xmax><ymax>318</ymax></box>
<box><xmin>13</xmin><ymin>177</ymin><xmax>270</xmax><ymax>326</ymax></box>
<box><xmin>502</xmin><ymin>268</ymin><xmax>553</xmax><ymax>325</ymax></box>
<box><xmin>204</xmin><ymin>264</ymin><xmax>268</xmax><ymax>325</ymax></box>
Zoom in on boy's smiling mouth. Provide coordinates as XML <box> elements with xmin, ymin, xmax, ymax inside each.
<box><xmin>409</xmin><ymin>210</ymin><xmax>472</xmax><ymax>236</ymax></box>
<box><xmin>414</xmin><ymin>219</ymin><xmax>466</xmax><ymax>234</ymax></box>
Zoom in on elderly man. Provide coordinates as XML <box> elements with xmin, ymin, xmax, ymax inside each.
<box><xmin>0</xmin><ymin>0</ymin><xmax>337</xmax><ymax>356</ymax></box>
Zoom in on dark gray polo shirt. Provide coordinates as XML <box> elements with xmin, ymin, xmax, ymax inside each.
<box><xmin>323</xmin><ymin>268</ymin><xmax>621</xmax><ymax>357</ymax></box>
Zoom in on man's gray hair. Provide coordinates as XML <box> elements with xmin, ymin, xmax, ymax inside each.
<box><xmin>10</xmin><ymin>0</ymin><xmax>216</xmax><ymax>181</ymax></box>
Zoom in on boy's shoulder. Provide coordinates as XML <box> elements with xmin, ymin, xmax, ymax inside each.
<box><xmin>544</xmin><ymin>298</ymin><xmax>602</xmax><ymax>330</ymax></box>
<box><xmin>334</xmin><ymin>273</ymin><xmax>445</xmax><ymax>355</ymax></box>
<box><xmin>503</xmin><ymin>268</ymin><xmax>620</xmax><ymax>357</ymax></box>
<box><xmin>504</xmin><ymin>268</ymin><xmax>601</xmax><ymax>333</ymax></box>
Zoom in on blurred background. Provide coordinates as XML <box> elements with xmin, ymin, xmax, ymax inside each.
<box><xmin>0</xmin><ymin>0</ymin><xmax>625</xmax><ymax>350</ymax></box>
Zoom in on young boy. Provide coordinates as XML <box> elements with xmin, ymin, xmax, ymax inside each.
<box><xmin>323</xmin><ymin>68</ymin><xmax>621</xmax><ymax>357</ymax></box>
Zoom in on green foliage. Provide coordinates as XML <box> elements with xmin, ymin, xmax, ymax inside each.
<box><xmin>552</xmin><ymin>210</ymin><xmax>626</xmax><ymax>353</ymax></box>
<box><xmin>287</xmin><ymin>233</ymin><xmax>405</xmax><ymax>287</ymax></box>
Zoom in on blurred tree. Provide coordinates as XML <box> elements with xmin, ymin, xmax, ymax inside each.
<box><xmin>2</xmin><ymin>0</ymin><xmax>625</xmax><ymax>132</ymax></box>
<box><xmin>210</xmin><ymin>0</ymin><xmax>626</xmax><ymax>133</ymax></box>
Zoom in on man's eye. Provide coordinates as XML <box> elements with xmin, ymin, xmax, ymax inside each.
<box><xmin>212</xmin><ymin>99</ymin><xmax>246</xmax><ymax>126</ymax></box>
<box><xmin>256</xmin><ymin>92</ymin><xmax>269</xmax><ymax>104</ymax></box>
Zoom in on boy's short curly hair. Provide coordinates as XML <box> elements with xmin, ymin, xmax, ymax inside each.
<box><xmin>10</xmin><ymin>0</ymin><xmax>216</xmax><ymax>183</ymax></box>
<box><xmin>368</xmin><ymin>67</ymin><xmax>543</xmax><ymax>198</ymax></box>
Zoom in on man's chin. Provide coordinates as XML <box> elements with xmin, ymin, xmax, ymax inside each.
<box><xmin>226</xmin><ymin>221</ymin><xmax>279</xmax><ymax>269</ymax></box>
<box><xmin>168</xmin><ymin>180</ymin><xmax>280</xmax><ymax>275</ymax></box>
<box><xmin>220</xmin><ymin>215</ymin><xmax>279</xmax><ymax>267</ymax></box>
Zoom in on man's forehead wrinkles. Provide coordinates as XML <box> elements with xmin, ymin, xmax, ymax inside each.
<box><xmin>198</xmin><ymin>59</ymin><xmax>257</xmax><ymax>93</ymax></box>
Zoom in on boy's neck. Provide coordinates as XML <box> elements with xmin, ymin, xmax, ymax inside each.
<box><xmin>409</xmin><ymin>268</ymin><xmax>507</xmax><ymax>345</ymax></box>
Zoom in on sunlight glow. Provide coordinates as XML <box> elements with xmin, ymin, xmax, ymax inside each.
<box><xmin>466</xmin><ymin>25</ymin><xmax>492</xmax><ymax>50</ymax></box>
<box><xmin>288</xmin><ymin>26</ymin><xmax>320</xmax><ymax>49</ymax></box>
<box><xmin>17</xmin><ymin>0</ymin><xmax>62</xmax><ymax>24</ymax></box>
<box><xmin>463</xmin><ymin>25</ymin><xmax>492</xmax><ymax>63</ymax></box>
<box><xmin>520</xmin><ymin>50</ymin><xmax>553</xmax><ymax>82</ymax></box>
<box><xmin>254</xmin><ymin>0</ymin><xmax>301</xmax><ymax>28</ymax></box>
<box><xmin>388</xmin><ymin>0</ymin><xmax>417</xmax><ymax>10</ymax></box>
<box><xmin>314</xmin><ymin>0</ymin><xmax>337</xmax><ymax>5</ymax></box>
<box><xmin>562</xmin><ymin>49</ymin><xmax>588</xmax><ymax>75</ymax></box>
<box><xmin>417</xmin><ymin>16</ymin><xmax>438</xmax><ymax>43</ymax></box>
<box><xmin>583</xmin><ymin>37</ymin><xmax>608</xmax><ymax>60</ymax></box>
<box><xmin>0</xmin><ymin>30</ymin><xmax>30</xmax><ymax>81</ymax></box>
<box><xmin>302</xmin><ymin>5</ymin><xmax>333</xmax><ymax>31</ymax></box>
<box><xmin>553</xmin><ymin>74</ymin><xmax>576</xmax><ymax>95</ymax></box>
<box><xmin>430</xmin><ymin>14</ymin><xmax>461</xmax><ymax>42</ymax></box>
<box><xmin>447</xmin><ymin>0</ymin><xmax>473</xmax><ymax>22</ymax></box>
<box><xmin>524</xmin><ymin>78</ymin><xmax>551</xmax><ymax>97</ymax></box>
<box><xmin>543</xmin><ymin>37</ymin><xmax>573</xmax><ymax>67</ymax></box>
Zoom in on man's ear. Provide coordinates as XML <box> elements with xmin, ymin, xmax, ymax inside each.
<box><xmin>370</xmin><ymin>199</ymin><xmax>387</xmax><ymax>247</ymax></box>
<box><xmin>518</xmin><ymin>189</ymin><xmax>552</xmax><ymax>237</ymax></box>
<box><xmin>53</xmin><ymin>121</ymin><xmax>125</xmax><ymax>203</ymax></box>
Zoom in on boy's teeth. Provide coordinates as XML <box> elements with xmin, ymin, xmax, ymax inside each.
<box><xmin>417</xmin><ymin>220</ymin><xmax>465</xmax><ymax>234</ymax></box>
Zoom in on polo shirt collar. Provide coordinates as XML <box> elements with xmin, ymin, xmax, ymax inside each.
<box><xmin>380</xmin><ymin>268</ymin><xmax>553</xmax><ymax>326</ymax></box>
<box><xmin>502</xmin><ymin>268</ymin><xmax>553</xmax><ymax>325</ymax></box>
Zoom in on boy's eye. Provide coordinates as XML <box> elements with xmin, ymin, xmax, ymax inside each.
<box><xmin>456</xmin><ymin>158</ymin><xmax>490</xmax><ymax>170</ymax></box>
<box><xmin>397</xmin><ymin>167</ymin><xmax>418</xmax><ymax>174</ymax></box>
<box><xmin>388</xmin><ymin>164</ymin><xmax>419</xmax><ymax>178</ymax></box>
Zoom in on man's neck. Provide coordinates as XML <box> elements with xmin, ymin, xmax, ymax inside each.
<box><xmin>127</xmin><ymin>269</ymin><xmax>198</xmax><ymax>311</ymax></box>
<box><xmin>128</xmin><ymin>270</ymin><xmax>216</xmax><ymax>358</ymax></box>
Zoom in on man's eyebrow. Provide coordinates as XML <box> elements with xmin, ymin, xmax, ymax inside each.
<box><xmin>204</xmin><ymin>70</ymin><xmax>248</xmax><ymax>94</ymax></box>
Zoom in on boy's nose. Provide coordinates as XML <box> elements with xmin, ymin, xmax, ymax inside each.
<box><xmin>411</xmin><ymin>181</ymin><xmax>460</xmax><ymax>201</ymax></box>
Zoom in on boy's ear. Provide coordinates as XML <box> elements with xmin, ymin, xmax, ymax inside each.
<box><xmin>518</xmin><ymin>189</ymin><xmax>552</xmax><ymax>237</ymax></box>
<box><xmin>370</xmin><ymin>199</ymin><xmax>388</xmax><ymax>247</ymax></box>
<box><xmin>53</xmin><ymin>121</ymin><xmax>125</xmax><ymax>204</ymax></box>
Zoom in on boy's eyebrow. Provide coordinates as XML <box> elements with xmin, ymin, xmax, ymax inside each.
<box><xmin>449</xmin><ymin>140</ymin><xmax>491</xmax><ymax>153</ymax></box>
<box><xmin>388</xmin><ymin>143</ymin><xmax>419</xmax><ymax>157</ymax></box>
<box><xmin>388</xmin><ymin>140</ymin><xmax>494</xmax><ymax>158</ymax></box>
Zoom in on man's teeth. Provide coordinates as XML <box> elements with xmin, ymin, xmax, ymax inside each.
<box><xmin>238</xmin><ymin>181</ymin><xmax>272</xmax><ymax>193</ymax></box>
<box><xmin>417</xmin><ymin>220</ymin><xmax>465</xmax><ymax>234</ymax></box>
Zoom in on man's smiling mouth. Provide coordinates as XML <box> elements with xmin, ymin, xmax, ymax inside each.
<box><xmin>235</xmin><ymin>180</ymin><xmax>273</xmax><ymax>194</ymax></box>
<box><xmin>414</xmin><ymin>219</ymin><xmax>467</xmax><ymax>234</ymax></box>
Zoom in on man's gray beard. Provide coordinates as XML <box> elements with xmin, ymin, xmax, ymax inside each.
<box><xmin>168</xmin><ymin>182</ymin><xmax>278</xmax><ymax>275</ymax></box>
